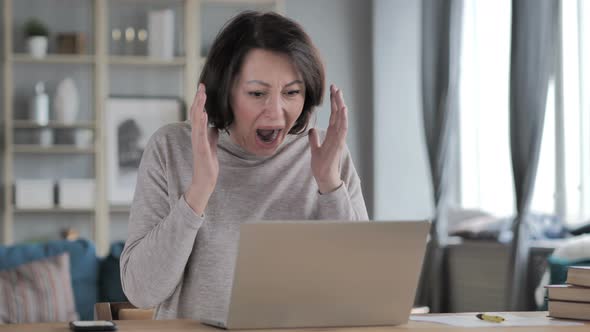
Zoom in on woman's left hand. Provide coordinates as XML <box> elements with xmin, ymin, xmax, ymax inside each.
<box><xmin>308</xmin><ymin>84</ymin><xmax>348</xmax><ymax>194</ymax></box>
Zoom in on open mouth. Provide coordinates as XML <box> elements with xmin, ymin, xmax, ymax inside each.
<box><xmin>256</xmin><ymin>128</ymin><xmax>282</xmax><ymax>145</ymax></box>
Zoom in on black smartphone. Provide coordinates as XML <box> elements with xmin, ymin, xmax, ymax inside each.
<box><xmin>69</xmin><ymin>320</ymin><xmax>117</xmax><ymax>331</ymax></box>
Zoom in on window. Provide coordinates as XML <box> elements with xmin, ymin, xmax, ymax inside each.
<box><xmin>458</xmin><ymin>0</ymin><xmax>590</xmax><ymax>227</ymax></box>
<box><xmin>459</xmin><ymin>0</ymin><xmax>514</xmax><ymax>217</ymax></box>
<box><xmin>561</xmin><ymin>0</ymin><xmax>590</xmax><ymax>226</ymax></box>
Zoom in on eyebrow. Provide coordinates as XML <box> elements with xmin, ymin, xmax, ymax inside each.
<box><xmin>245</xmin><ymin>80</ymin><xmax>303</xmax><ymax>88</ymax></box>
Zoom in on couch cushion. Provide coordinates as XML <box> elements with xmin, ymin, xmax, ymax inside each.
<box><xmin>0</xmin><ymin>253</ymin><xmax>78</xmax><ymax>323</ymax></box>
<box><xmin>99</xmin><ymin>242</ymin><xmax>127</xmax><ymax>302</ymax></box>
<box><xmin>0</xmin><ymin>239</ymin><xmax>98</xmax><ymax>320</ymax></box>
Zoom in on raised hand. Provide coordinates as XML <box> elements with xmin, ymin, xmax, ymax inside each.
<box><xmin>308</xmin><ymin>84</ymin><xmax>348</xmax><ymax>194</ymax></box>
<box><xmin>184</xmin><ymin>83</ymin><xmax>219</xmax><ymax>215</ymax></box>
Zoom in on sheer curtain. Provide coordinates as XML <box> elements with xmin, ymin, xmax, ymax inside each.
<box><xmin>508</xmin><ymin>0</ymin><xmax>558</xmax><ymax>310</ymax></box>
<box><xmin>420</xmin><ymin>0</ymin><xmax>463</xmax><ymax>313</ymax></box>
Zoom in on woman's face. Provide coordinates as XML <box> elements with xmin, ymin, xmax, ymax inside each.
<box><xmin>229</xmin><ymin>48</ymin><xmax>305</xmax><ymax>156</ymax></box>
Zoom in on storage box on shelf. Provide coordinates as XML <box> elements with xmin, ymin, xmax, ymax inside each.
<box><xmin>14</xmin><ymin>179</ymin><xmax>54</xmax><ymax>209</ymax></box>
<box><xmin>58</xmin><ymin>179</ymin><xmax>96</xmax><ymax>209</ymax></box>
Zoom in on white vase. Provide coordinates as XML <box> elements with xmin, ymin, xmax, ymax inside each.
<box><xmin>54</xmin><ymin>78</ymin><xmax>80</xmax><ymax>124</ymax></box>
<box><xmin>27</xmin><ymin>36</ymin><xmax>48</xmax><ymax>58</ymax></box>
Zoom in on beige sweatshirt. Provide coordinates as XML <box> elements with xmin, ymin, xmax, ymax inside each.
<box><xmin>120</xmin><ymin>122</ymin><xmax>369</xmax><ymax>321</ymax></box>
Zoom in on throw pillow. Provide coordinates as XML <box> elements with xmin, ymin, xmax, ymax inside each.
<box><xmin>0</xmin><ymin>238</ymin><xmax>98</xmax><ymax>320</ymax></box>
<box><xmin>0</xmin><ymin>253</ymin><xmax>78</xmax><ymax>323</ymax></box>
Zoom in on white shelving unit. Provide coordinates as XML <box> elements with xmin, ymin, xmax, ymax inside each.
<box><xmin>12</xmin><ymin>54</ymin><xmax>96</xmax><ymax>64</ymax></box>
<box><xmin>12</xmin><ymin>121</ymin><xmax>96</xmax><ymax>129</ymax></box>
<box><xmin>108</xmin><ymin>55</ymin><xmax>186</xmax><ymax>66</ymax></box>
<box><xmin>2</xmin><ymin>0</ymin><xmax>284</xmax><ymax>255</ymax></box>
<box><xmin>12</xmin><ymin>145</ymin><xmax>96</xmax><ymax>154</ymax></box>
<box><xmin>14</xmin><ymin>208</ymin><xmax>96</xmax><ymax>214</ymax></box>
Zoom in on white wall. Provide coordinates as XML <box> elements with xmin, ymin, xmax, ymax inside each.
<box><xmin>286</xmin><ymin>0</ymin><xmax>433</xmax><ymax>221</ymax></box>
<box><xmin>286</xmin><ymin>0</ymin><xmax>374</xmax><ymax>217</ymax></box>
<box><xmin>373</xmin><ymin>0</ymin><xmax>434</xmax><ymax>220</ymax></box>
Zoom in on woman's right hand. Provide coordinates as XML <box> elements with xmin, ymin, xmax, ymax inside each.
<box><xmin>184</xmin><ymin>83</ymin><xmax>219</xmax><ymax>215</ymax></box>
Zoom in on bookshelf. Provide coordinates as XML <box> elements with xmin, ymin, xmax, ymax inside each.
<box><xmin>14</xmin><ymin>208</ymin><xmax>96</xmax><ymax>214</ymax></box>
<box><xmin>12</xmin><ymin>145</ymin><xmax>96</xmax><ymax>154</ymax></box>
<box><xmin>2</xmin><ymin>0</ymin><xmax>284</xmax><ymax>255</ymax></box>
<box><xmin>108</xmin><ymin>55</ymin><xmax>186</xmax><ymax>66</ymax></box>
<box><xmin>12</xmin><ymin>54</ymin><xmax>96</xmax><ymax>64</ymax></box>
<box><xmin>13</xmin><ymin>120</ymin><xmax>96</xmax><ymax>129</ymax></box>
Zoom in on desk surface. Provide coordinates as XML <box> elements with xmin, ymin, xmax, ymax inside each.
<box><xmin>2</xmin><ymin>312</ymin><xmax>588</xmax><ymax>332</ymax></box>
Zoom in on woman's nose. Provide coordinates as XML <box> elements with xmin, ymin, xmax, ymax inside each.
<box><xmin>265</xmin><ymin>93</ymin><xmax>283</xmax><ymax>118</ymax></box>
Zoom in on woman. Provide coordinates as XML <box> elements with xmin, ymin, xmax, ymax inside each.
<box><xmin>120</xmin><ymin>11</ymin><xmax>368</xmax><ymax>321</ymax></box>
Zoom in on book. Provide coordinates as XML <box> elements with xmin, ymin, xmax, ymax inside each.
<box><xmin>566</xmin><ymin>266</ymin><xmax>590</xmax><ymax>288</ymax></box>
<box><xmin>548</xmin><ymin>300</ymin><xmax>590</xmax><ymax>320</ymax></box>
<box><xmin>546</xmin><ymin>284</ymin><xmax>590</xmax><ymax>302</ymax></box>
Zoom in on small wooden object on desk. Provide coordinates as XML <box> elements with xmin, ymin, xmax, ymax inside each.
<box><xmin>95</xmin><ymin>302</ymin><xmax>154</xmax><ymax>321</ymax></box>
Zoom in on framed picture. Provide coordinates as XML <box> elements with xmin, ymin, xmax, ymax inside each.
<box><xmin>105</xmin><ymin>96</ymin><xmax>184</xmax><ymax>205</ymax></box>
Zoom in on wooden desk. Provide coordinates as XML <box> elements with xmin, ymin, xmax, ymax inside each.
<box><xmin>2</xmin><ymin>312</ymin><xmax>588</xmax><ymax>332</ymax></box>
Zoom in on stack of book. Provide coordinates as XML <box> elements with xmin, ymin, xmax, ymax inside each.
<box><xmin>546</xmin><ymin>266</ymin><xmax>590</xmax><ymax>320</ymax></box>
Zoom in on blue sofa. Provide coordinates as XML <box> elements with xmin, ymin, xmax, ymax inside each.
<box><xmin>0</xmin><ymin>239</ymin><xmax>127</xmax><ymax>320</ymax></box>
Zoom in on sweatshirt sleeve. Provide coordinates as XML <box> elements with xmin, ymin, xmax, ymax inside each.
<box><xmin>120</xmin><ymin>132</ymin><xmax>204</xmax><ymax>309</ymax></box>
<box><xmin>317</xmin><ymin>145</ymin><xmax>369</xmax><ymax>221</ymax></box>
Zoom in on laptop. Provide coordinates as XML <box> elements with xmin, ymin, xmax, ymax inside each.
<box><xmin>201</xmin><ymin>220</ymin><xmax>431</xmax><ymax>329</ymax></box>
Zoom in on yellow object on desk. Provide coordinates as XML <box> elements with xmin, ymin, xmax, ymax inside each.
<box><xmin>477</xmin><ymin>313</ymin><xmax>506</xmax><ymax>323</ymax></box>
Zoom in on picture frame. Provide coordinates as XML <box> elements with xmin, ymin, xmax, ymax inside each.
<box><xmin>105</xmin><ymin>96</ymin><xmax>184</xmax><ymax>206</ymax></box>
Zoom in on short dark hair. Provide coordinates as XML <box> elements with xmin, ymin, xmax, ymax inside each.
<box><xmin>199</xmin><ymin>11</ymin><xmax>325</xmax><ymax>134</ymax></box>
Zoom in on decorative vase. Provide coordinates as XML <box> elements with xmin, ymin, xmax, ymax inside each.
<box><xmin>53</xmin><ymin>78</ymin><xmax>79</xmax><ymax>124</ymax></box>
<box><xmin>27</xmin><ymin>36</ymin><xmax>48</xmax><ymax>58</ymax></box>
